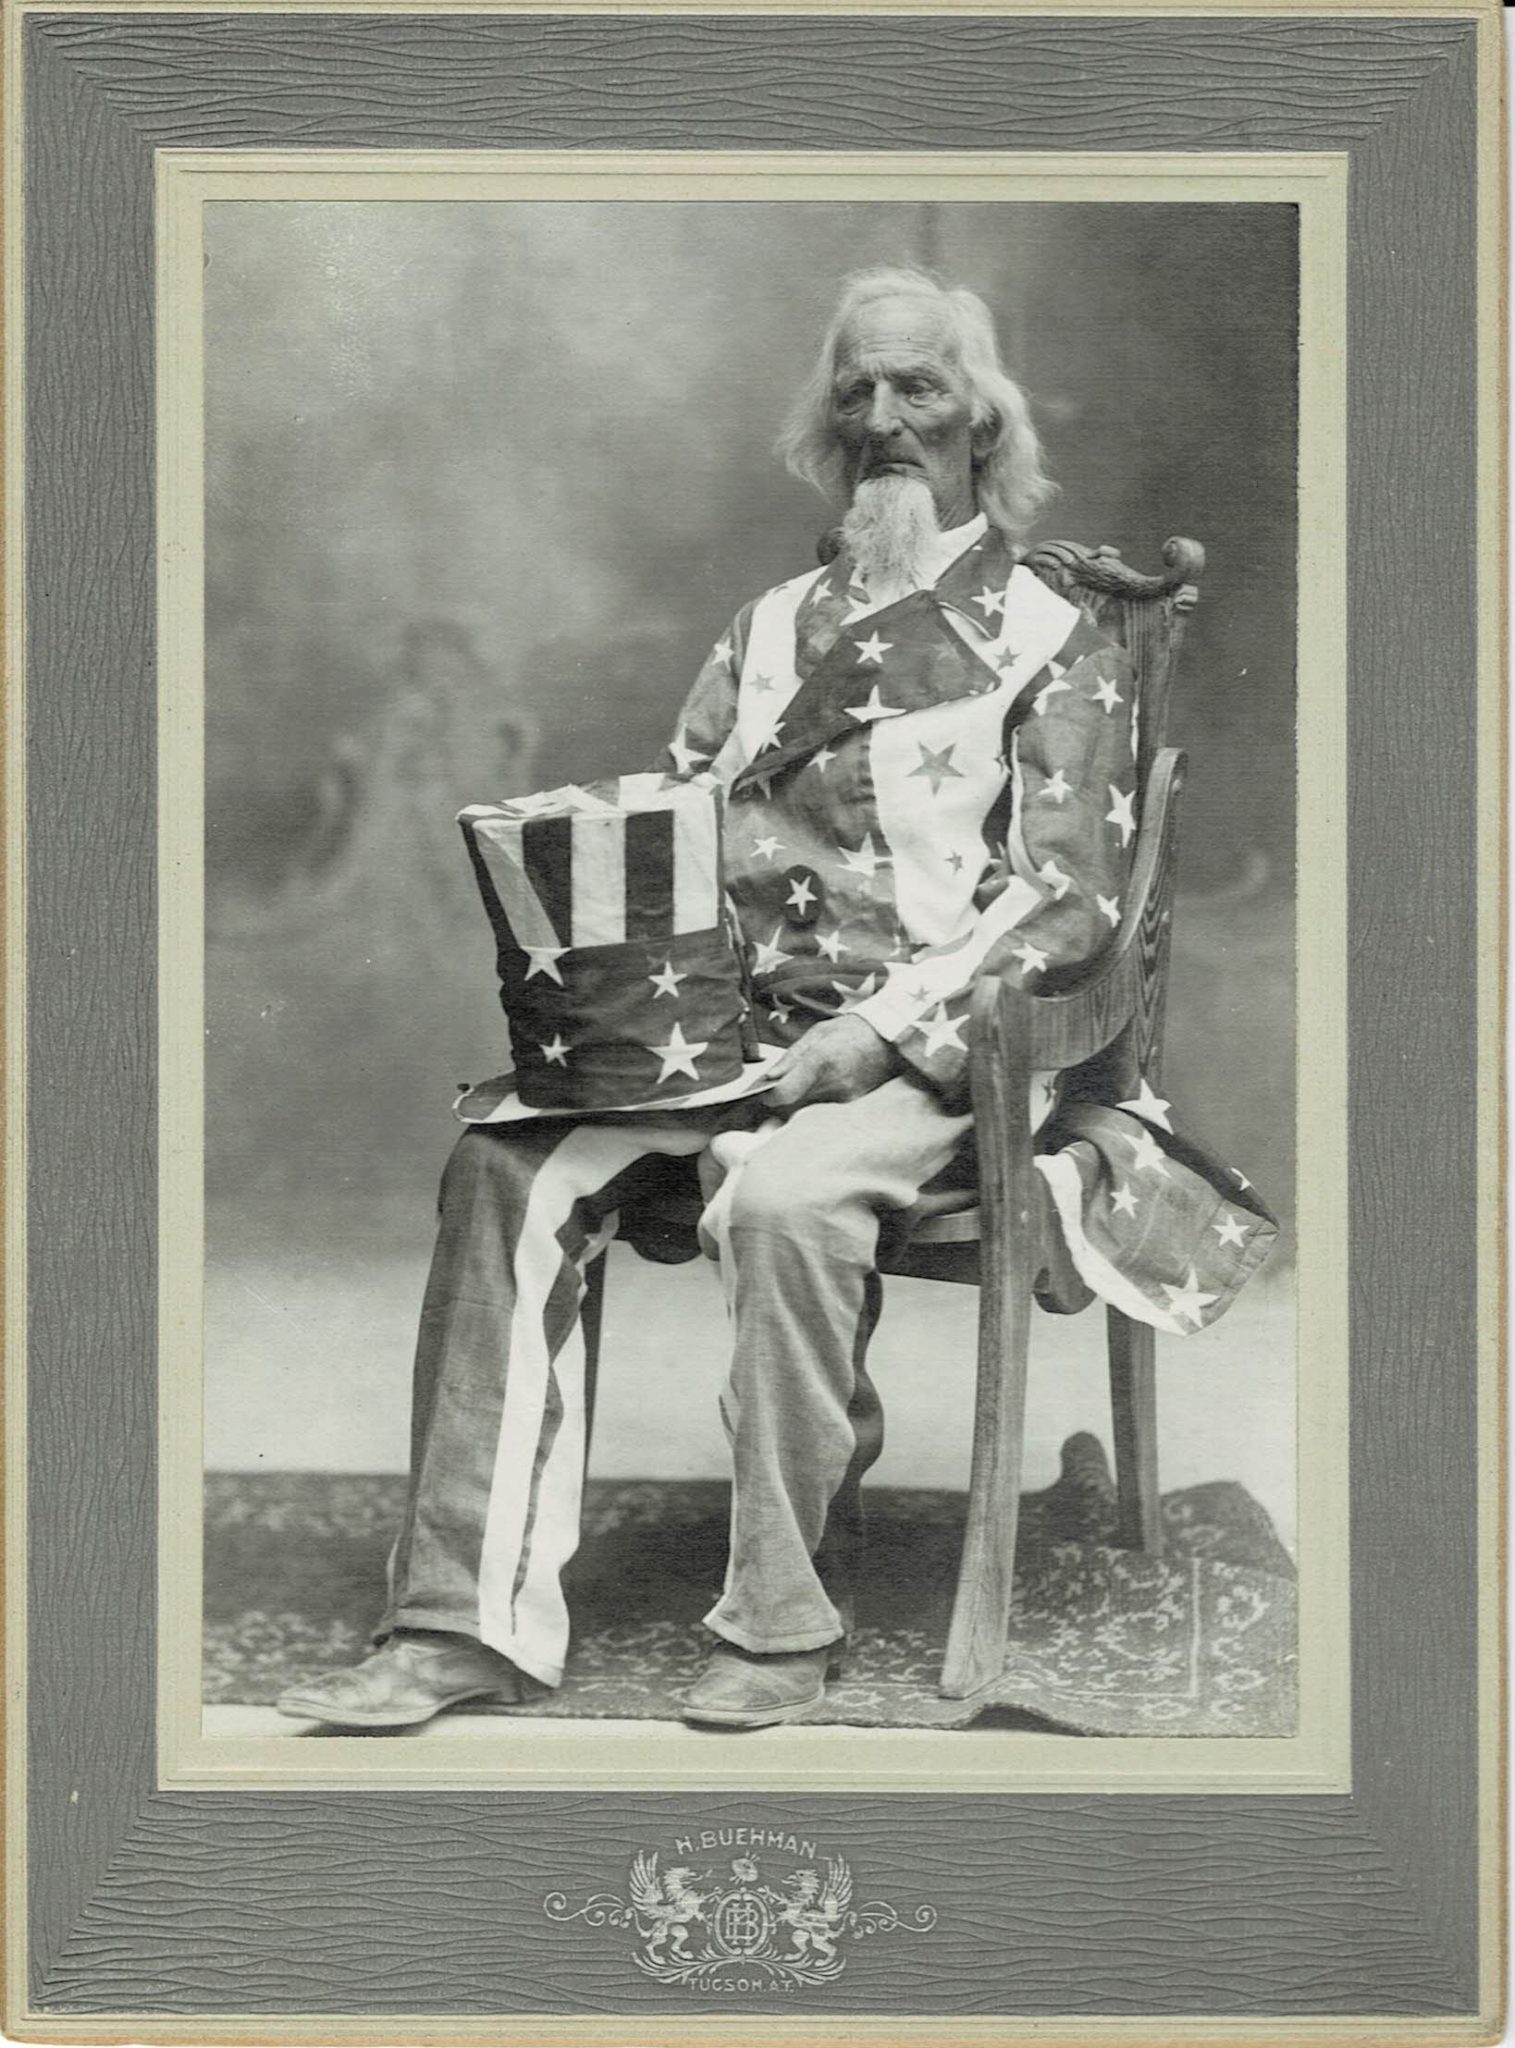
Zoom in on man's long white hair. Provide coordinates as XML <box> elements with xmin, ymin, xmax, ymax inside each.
<box><xmin>776</xmin><ymin>267</ymin><xmax>1056</xmax><ymax>541</ymax></box>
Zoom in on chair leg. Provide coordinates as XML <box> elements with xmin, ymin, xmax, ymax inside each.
<box><xmin>581</xmin><ymin>1249</ymin><xmax>607</xmax><ymax>1473</ymax></box>
<box><xmin>1107</xmin><ymin>1308</ymin><xmax>1163</xmax><ymax>1554</ymax></box>
<box><xmin>941</xmin><ymin>1245</ymin><xmax>1033</xmax><ymax>1698</ymax></box>
<box><xmin>941</xmin><ymin>975</ymin><xmax>1036</xmax><ymax>1700</ymax></box>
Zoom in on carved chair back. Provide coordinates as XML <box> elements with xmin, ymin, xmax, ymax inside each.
<box><xmin>1021</xmin><ymin>536</ymin><xmax>1204</xmax><ymax>811</ymax></box>
<box><xmin>1013</xmin><ymin>537</ymin><xmax>1204</xmax><ymax>1096</ymax></box>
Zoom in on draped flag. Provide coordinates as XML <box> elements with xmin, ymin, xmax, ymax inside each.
<box><xmin>1035</xmin><ymin>1101</ymin><xmax>1279</xmax><ymax>1336</ymax></box>
<box><xmin>459</xmin><ymin>775</ymin><xmax>754</xmax><ymax>1109</ymax></box>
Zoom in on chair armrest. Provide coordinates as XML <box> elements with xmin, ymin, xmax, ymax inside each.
<box><xmin>973</xmin><ymin>745</ymin><xmax>1187</xmax><ymax>1073</ymax></box>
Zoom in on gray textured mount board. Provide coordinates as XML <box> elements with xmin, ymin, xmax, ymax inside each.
<box><xmin>4</xmin><ymin>3</ymin><xmax>1503</xmax><ymax>2041</ymax></box>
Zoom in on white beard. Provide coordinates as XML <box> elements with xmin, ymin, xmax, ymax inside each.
<box><xmin>839</xmin><ymin>473</ymin><xmax>942</xmax><ymax>596</ymax></box>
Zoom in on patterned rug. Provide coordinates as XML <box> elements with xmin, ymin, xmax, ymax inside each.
<box><xmin>204</xmin><ymin>1434</ymin><xmax>1297</xmax><ymax>1735</ymax></box>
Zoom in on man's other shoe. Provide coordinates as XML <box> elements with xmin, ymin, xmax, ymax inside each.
<box><xmin>276</xmin><ymin>1630</ymin><xmax>528</xmax><ymax>1729</ymax></box>
<box><xmin>680</xmin><ymin>1642</ymin><xmax>838</xmax><ymax>1729</ymax></box>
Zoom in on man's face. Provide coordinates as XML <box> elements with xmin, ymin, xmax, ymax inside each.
<box><xmin>829</xmin><ymin>295</ymin><xmax>978</xmax><ymax>528</ymax></box>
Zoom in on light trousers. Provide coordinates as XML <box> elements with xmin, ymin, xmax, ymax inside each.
<box><xmin>382</xmin><ymin>1075</ymin><xmax>971</xmax><ymax>1687</ymax></box>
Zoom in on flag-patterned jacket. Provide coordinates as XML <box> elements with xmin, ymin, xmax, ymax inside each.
<box><xmin>658</xmin><ymin>519</ymin><xmax>1137</xmax><ymax>1100</ymax></box>
<box><xmin>656</xmin><ymin>518</ymin><xmax>1279</xmax><ymax>1334</ymax></box>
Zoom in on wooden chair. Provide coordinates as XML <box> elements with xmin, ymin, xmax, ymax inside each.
<box><xmin>581</xmin><ymin>537</ymin><xmax>1204</xmax><ymax>1701</ymax></box>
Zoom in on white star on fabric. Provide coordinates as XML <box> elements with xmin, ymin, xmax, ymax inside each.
<box><xmin>1110</xmin><ymin>1182</ymin><xmax>1139</xmax><ymax>1219</ymax></box>
<box><xmin>812</xmin><ymin>745</ymin><xmax>837</xmax><ymax>774</ymax></box>
<box><xmin>832</xmin><ymin>972</ymin><xmax>881</xmax><ymax>1009</ymax></box>
<box><xmin>713</xmin><ymin>638</ymin><xmax>733</xmax><ymax>667</ymax></box>
<box><xmin>785</xmin><ymin>873</ymin><xmax>817</xmax><ymax>915</ymax></box>
<box><xmin>1163</xmin><ymin>1267</ymin><xmax>1219</xmax><ymax>1329</ymax></box>
<box><xmin>769</xmin><ymin>1000</ymin><xmax>792</xmax><ymax>1025</ymax></box>
<box><xmin>756</xmin><ymin>717</ymin><xmax>786</xmax><ymax>752</ymax></box>
<box><xmin>1041</xmin><ymin>769</ymin><xmax>1073</xmax><ymax>805</ymax></box>
<box><xmin>650</xmin><ymin>1020</ymin><xmax>708</xmax><ymax>1083</ymax></box>
<box><xmin>751</xmin><ymin>835</ymin><xmax>785</xmax><ymax>863</ymax></box>
<box><xmin>1213</xmin><ymin>1211</ymin><xmax>1250</xmax><ymax>1249</ymax></box>
<box><xmin>1097</xmin><ymin>893</ymin><xmax>1122</xmax><ymax>929</ymax></box>
<box><xmin>744</xmin><ymin>772</ymin><xmax>776</xmax><ymax>802</ymax></box>
<box><xmin>972</xmin><ymin>584</ymin><xmax>1008</xmax><ymax>618</ymax></box>
<box><xmin>909</xmin><ymin>742</ymin><xmax>966</xmax><ymax>796</ymax></box>
<box><xmin>838</xmin><ymin>833</ymin><xmax>888</xmax><ymax>879</ymax></box>
<box><xmin>854</xmin><ymin>632</ymin><xmax>893</xmax><ymax>666</ymax></box>
<box><xmin>539</xmin><ymin>1034</ymin><xmax>570</xmax><ymax>1068</ymax></box>
<box><xmin>1118</xmin><ymin>1078</ymin><xmax>1174</xmax><ymax>1132</ymax></box>
<box><xmin>648</xmin><ymin>960</ymin><xmax>687</xmax><ymax>1000</ymax></box>
<box><xmin>1033</xmin><ymin>675</ymin><xmax>1073</xmax><ymax>717</ymax></box>
<box><xmin>1106</xmin><ymin>784</ymin><xmax>1137</xmax><ymax>847</ymax></box>
<box><xmin>1091</xmin><ymin>673</ymin><xmax>1125</xmax><ymax>715</ymax></box>
<box><xmin>667</xmin><ymin>729</ymin><xmax>709</xmax><ymax>776</ymax></box>
<box><xmin>1126</xmin><ymin>1126</ymin><xmax>1171</xmax><ymax>1179</ymax></box>
<box><xmin>847</xmin><ymin>684</ymin><xmax>905</xmax><ymax>725</ymax></box>
<box><xmin>1231</xmin><ymin>1167</ymin><xmax>1253</xmax><ymax>1191</ymax></box>
<box><xmin>749</xmin><ymin>927</ymin><xmax>793</xmax><ymax>976</ymax></box>
<box><xmin>815</xmin><ymin>927</ymin><xmax>848</xmax><ymax>963</ymax></box>
<box><xmin>1012</xmin><ymin>940</ymin><xmax>1050</xmax><ymax>977</ymax></box>
<box><xmin>524</xmin><ymin>946</ymin><xmax>568</xmax><ymax>985</ymax></box>
<box><xmin>1037</xmin><ymin>858</ymin><xmax>1073</xmax><ymax>900</ymax></box>
<box><xmin>912</xmin><ymin>1003</ymin><xmax>968</xmax><ymax>1056</ymax></box>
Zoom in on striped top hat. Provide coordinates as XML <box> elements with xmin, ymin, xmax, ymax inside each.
<box><xmin>459</xmin><ymin>774</ymin><xmax>755</xmax><ymax>1110</ymax></box>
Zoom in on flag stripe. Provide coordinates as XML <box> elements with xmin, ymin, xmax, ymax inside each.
<box><xmin>522</xmin><ymin>814</ymin><xmax>574</xmax><ymax>950</ymax></box>
<box><xmin>508</xmin><ymin>1211</ymin><xmax>618</xmax><ymax>1650</ymax></box>
<box><xmin>623</xmin><ymin>807</ymin><xmax>675</xmax><ymax>943</ymax></box>
<box><xmin>673</xmin><ymin>788</ymin><xmax>721</xmax><ymax>934</ymax></box>
<box><xmin>459</xmin><ymin>820</ymin><xmax>518</xmax><ymax>960</ymax></box>
<box><xmin>475</xmin><ymin>1122</ymin><xmax>712</xmax><ymax>1681</ymax></box>
<box><xmin>570</xmin><ymin>816</ymin><xmax>627</xmax><ymax>947</ymax></box>
<box><xmin>467</xmin><ymin>818</ymin><xmax>560</xmax><ymax>951</ymax></box>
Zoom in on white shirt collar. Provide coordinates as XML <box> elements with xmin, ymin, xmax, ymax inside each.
<box><xmin>917</xmin><ymin>510</ymin><xmax>988</xmax><ymax>587</ymax></box>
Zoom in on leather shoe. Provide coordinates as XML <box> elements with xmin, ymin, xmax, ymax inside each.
<box><xmin>680</xmin><ymin>1641</ymin><xmax>840</xmax><ymax>1729</ymax></box>
<box><xmin>276</xmin><ymin>1630</ymin><xmax>528</xmax><ymax>1729</ymax></box>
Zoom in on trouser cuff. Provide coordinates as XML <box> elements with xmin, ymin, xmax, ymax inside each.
<box><xmin>703</xmin><ymin>1602</ymin><xmax>847</xmax><ymax>1656</ymax></box>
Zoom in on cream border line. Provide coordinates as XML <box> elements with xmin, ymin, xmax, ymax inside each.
<box><xmin>4</xmin><ymin>0</ymin><xmax>1502</xmax><ymax>17</ymax></box>
<box><xmin>153</xmin><ymin>149</ymin><xmax>1347</xmax><ymax>1796</ymax></box>
<box><xmin>1473</xmin><ymin>5</ymin><xmax>1508</xmax><ymax>2028</ymax></box>
<box><xmin>1</xmin><ymin>2017</ymin><xmax>1509</xmax><ymax>2048</ymax></box>
<box><xmin>2</xmin><ymin>2</ymin><xmax>28</xmax><ymax>2039</ymax></box>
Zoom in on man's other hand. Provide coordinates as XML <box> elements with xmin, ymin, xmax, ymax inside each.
<box><xmin>765</xmin><ymin>1014</ymin><xmax>898</xmax><ymax>1113</ymax></box>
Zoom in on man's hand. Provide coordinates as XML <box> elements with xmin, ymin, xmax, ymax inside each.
<box><xmin>765</xmin><ymin>1014</ymin><xmax>899</xmax><ymax>1113</ymax></box>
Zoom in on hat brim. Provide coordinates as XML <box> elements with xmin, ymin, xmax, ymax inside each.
<box><xmin>454</xmin><ymin>1044</ymin><xmax>787</xmax><ymax>1126</ymax></box>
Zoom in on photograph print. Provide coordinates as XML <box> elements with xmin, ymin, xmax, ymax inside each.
<box><xmin>199</xmin><ymin>195</ymin><xmax>1298</xmax><ymax>1746</ymax></box>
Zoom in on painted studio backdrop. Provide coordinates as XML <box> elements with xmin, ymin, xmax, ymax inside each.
<box><xmin>203</xmin><ymin>200</ymin><xmax>1297</xmax><ymax>1527</ymax></box>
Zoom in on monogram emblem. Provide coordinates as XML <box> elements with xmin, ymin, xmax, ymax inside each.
<box><xmin>544</xmin><ymin>1835</ymin><xmax>937</xmax><ymax>1990</ymax></box>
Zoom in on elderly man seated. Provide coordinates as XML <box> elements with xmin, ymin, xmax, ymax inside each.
<box><xmin>279</xmin><ymin>266</ymin><xmax>1269</xmax><ymax>1734</ymax></box>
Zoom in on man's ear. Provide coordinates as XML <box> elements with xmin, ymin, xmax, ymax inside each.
<box><xmin>970</xmin><ymin>407</ymin><xmax>1000</xmax><ymax>456</ymax></box>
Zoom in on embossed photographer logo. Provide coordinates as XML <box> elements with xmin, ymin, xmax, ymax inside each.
<box><xmin>544</xmin><ymin>1828</ymin><xmax>937</xmax><ymax>1991</ymax></box>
